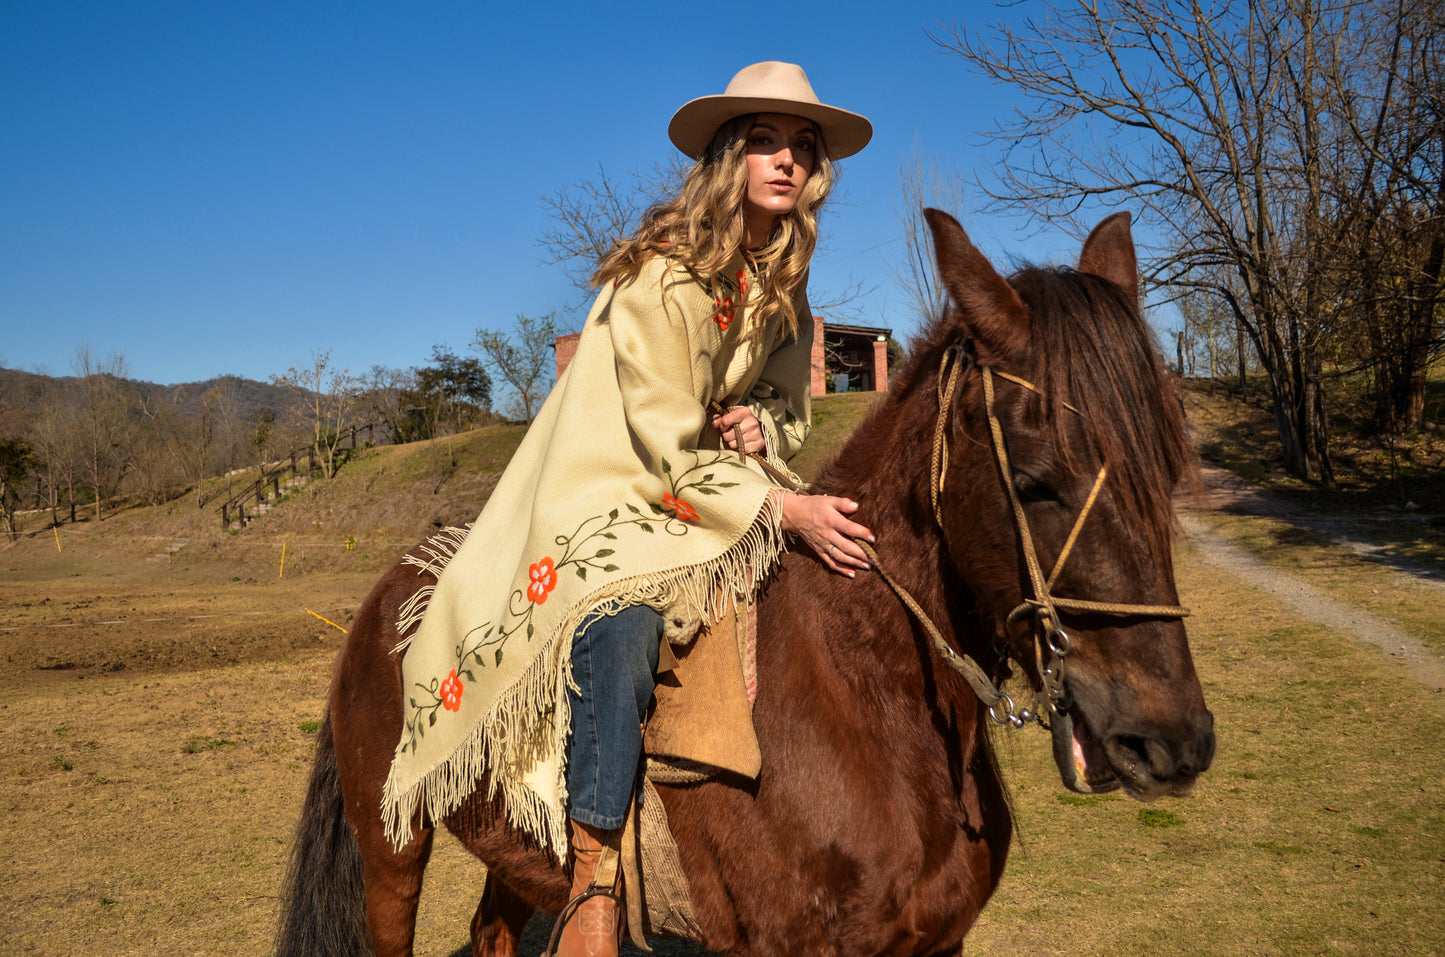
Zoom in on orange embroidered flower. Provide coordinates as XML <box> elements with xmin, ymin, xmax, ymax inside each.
<box><xmin>662</xmin><ymin>492</ymin><xmax>700</xmax><ymax>523</ymax></box>
<box><xmin>714</xmin><ymin>296</ymin><xmax>735</xmax><ymax>331</ymax></box>
<box><xmin>736</xmin><ymin>268</ymin><xmax>749</xmax><ymax>298</ymax></box>
<box><xmin>440</xmin><ymin>669</ymin><xmax>463</xmax><ymax>712</ymax></box>
<box><xmin>527</xmin><ymin>556</ymin><xmax>558</xmax><ymax>604</ymax></box>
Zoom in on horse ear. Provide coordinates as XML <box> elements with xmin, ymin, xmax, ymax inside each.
<box><xmin>924</xmin><ymin>208</ymin><xmax>1029</xmax><ymax>361</ymax></box>
<box><xmin>1078</xmin><ymin>212</ymin><xmax>1138</xmax><ymax>305</ymax></box>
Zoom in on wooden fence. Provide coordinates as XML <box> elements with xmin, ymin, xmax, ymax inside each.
<box><xmin>217</xmin><ymin>424</ymin><xmax>374</xmax><ymax>530</ymax></box>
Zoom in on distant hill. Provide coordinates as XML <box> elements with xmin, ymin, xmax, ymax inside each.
<box><xmin>0</xmin><ymin>367</ymin><xmax>293</xmax><ymax>427</ymax></box>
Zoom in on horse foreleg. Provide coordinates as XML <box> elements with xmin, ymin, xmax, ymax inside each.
<box><xmin>470</xmin><ymin>872</ymin><xmax>534</xmax><ymax>957</ymax></box>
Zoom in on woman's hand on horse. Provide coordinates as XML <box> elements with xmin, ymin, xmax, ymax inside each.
<box><xmin>713</xmin><ymin>407</ymin><xmax>766</xmax><ymax>454</ymax></box>
<box><xmin>781</xmin><ymin>492</ymin><xmax>874</xmax><ymax>577</ymax></box>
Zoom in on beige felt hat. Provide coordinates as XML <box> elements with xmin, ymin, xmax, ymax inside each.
<box><xmin>668</xmin><ymin>61</ymin><xmax>873</xmax><ymax>160</ymax></box>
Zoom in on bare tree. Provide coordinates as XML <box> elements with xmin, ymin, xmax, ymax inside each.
<box><xmin>207</xmin><ymin>378</ymin><xmax>251</xmax><ymax>482</ymax></box>
<box><xmin>271</xmin><ymin>350</ymin><xmax>360</xmax><ymax>480</ymax></box>
<box><xmin>894</xmin><ymin>146</ymin><xmax>969</xmax><ymax>325</ymax></box>
<box><xmin>138</xmin><ymin>385</ymin><xmax>224</xmax><ymax>507</ymax></box>
<box><xmin>361</xmin><ymin>364</ymin><xmax>418</xmax><ymax>445</ymax></box>
<box><xmin>28</xmin><ymin>390</ymin><xmax>81</xmax><ymax>525</ymax></box>
<box><xmin>73</xmin><ymin>347</ymin><xmax>135</xmax><ymax>520</ymax></box>
<box><xmin>250</xmin><ymin>407</ymin><xmax>281</xmax><ymax>472</ymax></box>
<box><xmin>934</xmin><ymin>0</ymin><xmax>1431</xmax><ymax>483</ymax></box>
<box><xmin>0</xmin><ymin>438</ymin><xmax>32</xmax><ymax>540</ymax></box>
<box><xmin>538</xmin><ymin>163</ymin><xmax>685</xmax><ymax>306</ymax></box>
<box><xmin>1319</xmin><ymin>0</ymin><xmax>1444</xmax><ymax>431</ymax></box>
<box><xmin>473</xmin><ymin>314</ymin><xmax>557</xmax><ymax>424</ymax></box>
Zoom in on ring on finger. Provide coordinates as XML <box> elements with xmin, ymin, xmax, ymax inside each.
<box><xmin>828</xmin><ymin>543</ymin><xmax>836</xmax><ymax>557</ymax></box>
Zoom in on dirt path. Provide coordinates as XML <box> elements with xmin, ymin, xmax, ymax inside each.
<box><xmin>1181</xmin><ymin>464</ymin><xmax>1445</xmax><ymax>689</ymax></box>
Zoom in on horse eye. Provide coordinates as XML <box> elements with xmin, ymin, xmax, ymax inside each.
<box><xmin>1013</xmin><ymin>472</ymin><xmax>1061</xmax><ymax>504</ymax></box>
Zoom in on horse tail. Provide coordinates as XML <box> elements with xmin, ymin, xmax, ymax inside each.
<box><xmin>274</xmin><ymin>710</ymin><xmax>374</xmax><ymax>957</ymax></box>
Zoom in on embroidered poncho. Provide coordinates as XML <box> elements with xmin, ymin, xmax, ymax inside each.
<box><xmin>381</xmin><ymin>254</ymin><xmax>812</xmax><ymax>855</ymax></box>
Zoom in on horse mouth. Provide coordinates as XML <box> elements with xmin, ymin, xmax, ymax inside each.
<box><xmin>1050</xmin><ymin>704</ymin><xmax>1121</xmax><ymax>794</ymax></box>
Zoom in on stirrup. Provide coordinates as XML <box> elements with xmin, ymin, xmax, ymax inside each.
<box><xmin>541</xmin><ymin>881</ymin><xmax>623</xmax><ymax>957</ymax></box>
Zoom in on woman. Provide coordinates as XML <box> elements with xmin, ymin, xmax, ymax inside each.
<box><xmin>381</xmin><ymin>62</ymin><xmax>873</xmax><ymax>957</ymax></box>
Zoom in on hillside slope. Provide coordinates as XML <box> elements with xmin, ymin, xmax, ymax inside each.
<box><xmin>5</xmin><ymin>394</ymin><xmax>885</xmax><ymax>564</ymax></box>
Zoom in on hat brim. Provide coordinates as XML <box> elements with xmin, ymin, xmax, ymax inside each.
<box><xmin>668</xmin><ymin>95</ymin><xmax>873</xmax><ymax>161</ymax></box>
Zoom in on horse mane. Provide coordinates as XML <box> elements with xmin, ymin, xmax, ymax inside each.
<box><xmin>1011</xmin><ymin>265</ymin><xmax>1196</xmax><ymax>556</ymax></box>
<box><xmin>822</xmin><ymin>263</ymin><xmax>1194</xmax><ymax>561</ymax></box>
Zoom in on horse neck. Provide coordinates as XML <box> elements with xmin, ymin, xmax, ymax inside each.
<box><xmin>805</xmin><ymin>380</ymin><xmax>988</xmax><ymax>681</ymax></box>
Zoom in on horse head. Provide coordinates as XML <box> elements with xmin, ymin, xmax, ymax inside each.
<box><xmin>923</xmin><ymin>208</ymin><xmax>1215</xmax><ymax>801</ymax></box>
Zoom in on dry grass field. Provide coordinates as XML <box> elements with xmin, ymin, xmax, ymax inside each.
<box><xmin>2</xmin><ymin>390</ymin><xmax>1442</xmax><ymax>955</ymax></box>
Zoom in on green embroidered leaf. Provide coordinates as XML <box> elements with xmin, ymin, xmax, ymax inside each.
<box><xmin>701</xmin><ymin>473</ymin><xmax>714</xmax><ymax>482</ymax></box>
<box><xmin>495</xmin><ymin>648</ymin><xmax>504</xmax><ymax>667</ymax></box>
<box><xmin>461</xmin><ymin>669</ymin><xmax>475</xmax><ymax>682</ymax></box>
<box><xmin>526</xmin><ymin>621</ymin><xmax>534</xmax><ymax>638</ymax></box>
<box><xmin>602</xmin><ymin>564</ymin><xmax>618</xmax><ymax>572</ymax></box>
<box><xmin>594</xmin><ymin>548</ymin><xmax>614</xmax><ymax>558</ymax></box>
<box><xmin>662</xmin><ymin>458</ymin><xmax>672</xmax><ymax>473</ymax></box>
<box><xmin>428</xmin><ymin>711</ymin><xmax>437</xmax><ymax>727</ymax></box>
<box><xmin>473</xmin><ymin>651</ymin><xmax>484</xmax><ymax>664</ymax></box>
<box><xmin>649</xmin><ymin>503</ymin><xmax>665</xmax><ymax>515</ymax></box>
<box><xmin>609</xmin><ymin>508</ymin><xmax>619</xmax><ymax>521</ymax></box>
<box><xmin>576</xmin><ymin>566</ymin><xmax>587</xmax><ymax>580</ymax></box>
<box><xmin>409</xmin><ymin>697</ymin><xmax>418</xmax><ymax>708</ymax></box>
<box><xmin>696</xmin><ymin>486</ymin><xmax>719</xmax><ymax>495</ymax></box>
<box><xmin>715</xmin><ymin>482</ymin><xmax>739</xmax><ymax>488</ymax></box>
<box><xmin>640</xmin><ymin>523</ymin><xmax>654</xmax><ymax>533</ymax></box>
<box><xmin>626</xmin><ymin>503</ymin><xmax>641</xmax><ymax>514</ymax></box>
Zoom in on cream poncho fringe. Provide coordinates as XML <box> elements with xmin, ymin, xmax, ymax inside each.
<box><xmin>381</xmin><ymin>254</ymin><xmax>812</xmax><ymax>857</ymax></box>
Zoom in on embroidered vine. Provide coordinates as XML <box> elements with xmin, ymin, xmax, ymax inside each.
<box><xmin>399</xmin><ymin>453</ymin><xmax>748</xmax><ymax>751</ymax></box>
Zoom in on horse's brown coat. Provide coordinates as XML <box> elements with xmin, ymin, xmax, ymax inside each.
<box><xmin>276</xmin><ymin>211</ymin><xmax>1214</xmax><ymax>957</ymax></box>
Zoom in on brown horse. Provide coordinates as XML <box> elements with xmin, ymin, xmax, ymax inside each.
<box><xmin>276</xmin><ymin>210</ymin><xmax>1215</xmax><ymax>957</ymax></box>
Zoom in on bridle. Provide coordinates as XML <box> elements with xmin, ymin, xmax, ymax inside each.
<box><xmin>865</xmin><ymin>344</ymin><xmax>1190</xmax><ymax>729</ymax></box>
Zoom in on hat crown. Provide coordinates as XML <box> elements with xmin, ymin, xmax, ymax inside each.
<box><xmin>720</xmin><ymin>61</ymin><xmax>822</xmax><ymax>106</ymax></box>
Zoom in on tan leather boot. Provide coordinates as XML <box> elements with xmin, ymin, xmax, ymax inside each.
<box><xmin>551</xmin><ymin>819</ymin><xmax>623</xmax><ymax>957</ymax></box>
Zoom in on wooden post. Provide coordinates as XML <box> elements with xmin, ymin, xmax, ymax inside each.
<box><xmin>221</xmin><ymin>503</ymin><xmax>230</xmax><ymax>530</ymax></box>
<box><xmin>238</xmin><ymin>503</ymin><xmax>247</xmax><ymax>528</ymax></box>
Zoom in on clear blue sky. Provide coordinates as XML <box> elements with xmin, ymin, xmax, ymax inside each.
<box><xmin>1</xmin><ymin>1</ymin><xmax>1139</xmax><ymax>386</ymax></box>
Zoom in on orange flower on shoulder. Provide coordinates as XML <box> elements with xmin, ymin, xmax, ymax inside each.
<box><xmin>662</xmin><ymin>492</ymin><xmax>700</xmax><ymax>523</ymax></box>
<box><xmin>440</xmin><ymin>669</ymin><xmax>464</xmax><ymax>712</ymax></box>
<box><xmin>714</xmin><ymin>296</ymin><xmax>735</xmax><ymax>331</ymax></box>
<box><xmin>736</xmin><ymin>268</ymin><xmax>749</xmax><ymax>299</ymax></box>
<box><xmin>527</xmin><ymin>556</ymin><xmax>558</xmax><ymax>604</ymax></box>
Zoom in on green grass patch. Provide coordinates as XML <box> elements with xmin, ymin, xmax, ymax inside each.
<box><xmin>181</xmin><ymin>735</ymin><xmax>236</xmax><ymax>754</ymax></box>
<box><xmin>1138</xmin><ymin>808</ymin><xmax>1186</xmax><ymax>828</ymax></box>
<box><xmin>1056</xmin><ymin>793</ymin><xmax>1118</xmax><ymax>807</ymax></box>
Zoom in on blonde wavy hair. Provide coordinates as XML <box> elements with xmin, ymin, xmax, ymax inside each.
<box><xmin>591</xmin><ymin>114</ymin><xmax>836</xmax><ymax>340</ymax></box>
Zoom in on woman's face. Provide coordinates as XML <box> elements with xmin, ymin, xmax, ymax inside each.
<box><xmin>743</xmin><ymin>113</ymin><xmax>818</xmax><ymax>247</ymax></box>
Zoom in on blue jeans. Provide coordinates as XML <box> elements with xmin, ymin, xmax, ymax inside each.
<box><xmin>565</xmin><ymin>605</ymin><xmax>661</xmax><ymax>829</ymax></box>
